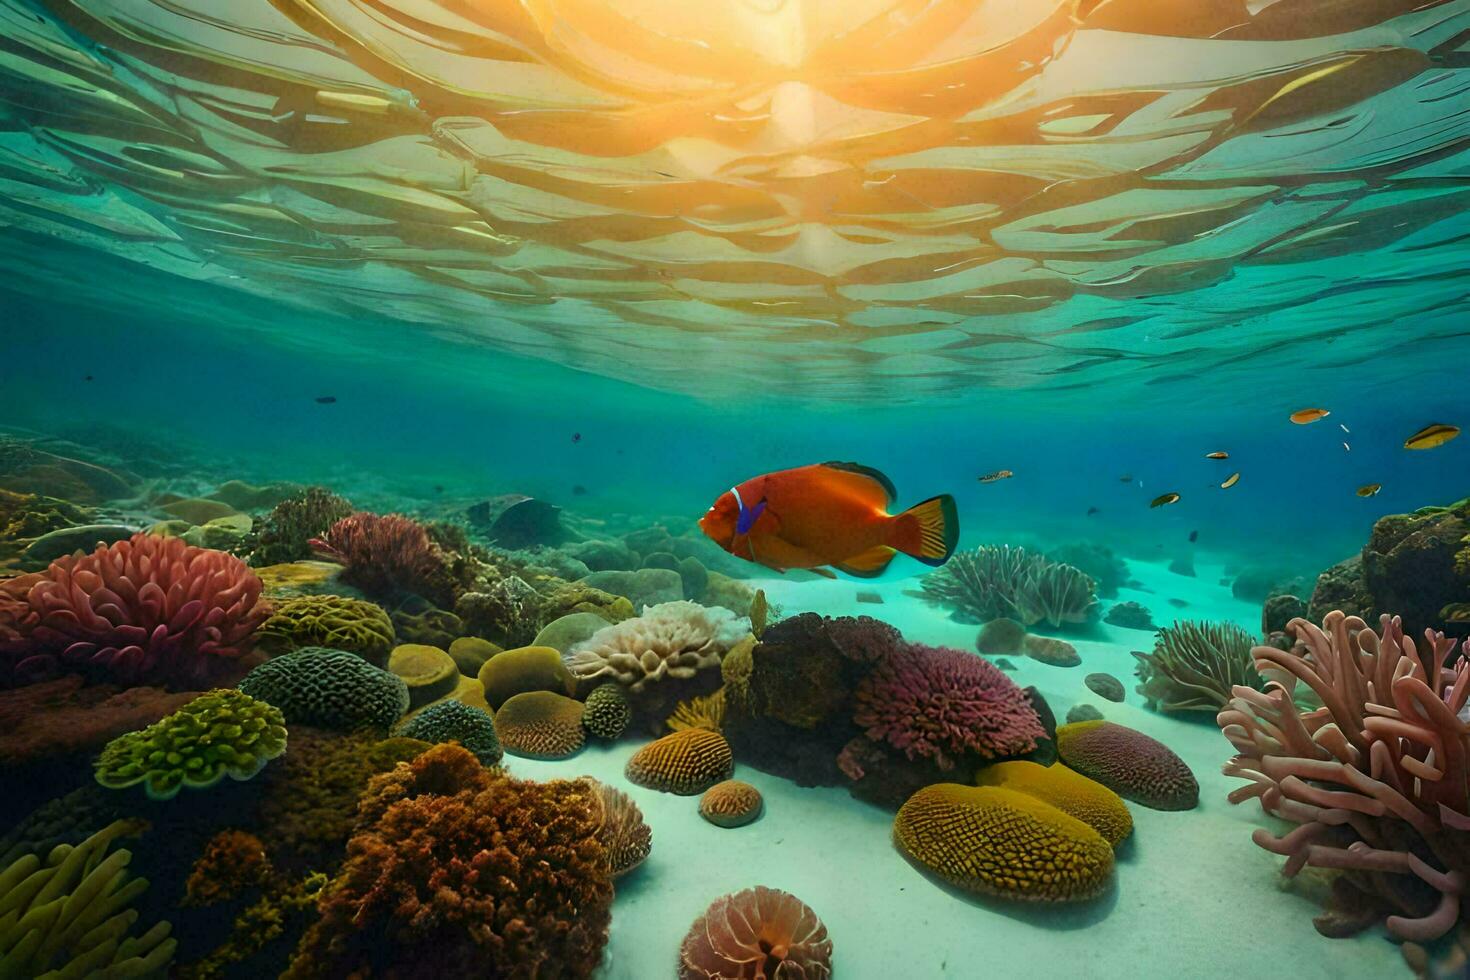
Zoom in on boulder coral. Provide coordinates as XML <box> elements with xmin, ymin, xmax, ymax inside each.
<box><xmin>626</xmin><ymin>728</ymin><xmax>734</xmax><ymax>795</ymax></box>
<box><xmin>238</xmin><ymin>647</ymin><xmax>409</xmax><ymax>732</ymax></box>
<box><xmin>94</xmin><ymin>689</ymin><xmax>287</xmax><ymax>801</ymax></box>
<box><xmin>396</xmin><ymin>699</ymin><xmax>502</xmax><ymax>766</ymax></box>
<box><xmin>1218</xmin><ymin>611</ymin><xmax>1470</xmax><ymax>941</ymax></box>
<box><xmin>387</xmin><ymin>643</ymin><xmax>460</xmax><ymax>708</ymax></box>
<box><xmin>478</xmin><ymin>645</ymin><xmax>575</xmax><ymax>710</ymax></box>
<box><xmin>678</xmin><ymin>886</ymin><xmax>831</xmax><ymax>980</ymax></box>
<box><xmin>0</xmin><ymin>533</ymin><xmax>269</xmax><ymax>689</ymax></box>
<box><xmin>494</xmin><ymin>691</ymin><xmax>586</xmax><ymax>759</ymax></box>
<box><xmin>1055</xmin><ymin>720</ymin><xmax>1198</xmax><ymax>811</ymax></box>
<box><xmin>921</xmin><ymin>545</ymin><xmax>1097</xmax><ymax>629</ymax></box>
<box><xmin>254</xmin><ymin>594</ymin><xmax>395</xmax><ymax>666</ymax></box>
<box><xmin>893</xmin><ymin>783</ymin><xmax>1114</xmax><ymax>902</ymax></box>
<box><xmin>582</xmin><ymin>681</ymin><xmax>632</xmax><ymax>740</ymax></box>
<box><xmin>1134</xmin><ymin>619</ymin><xmax>1263</xmax><ymax>714</ymax></box>
<box><xmin>699</xmin><ymin>780</ymin><xmax>764</xmax><ymax>829</ymax></box>
<box><xmin>284</xmin><ymin>744</ymin><xmax>612</xmax><ymax>979</ymax></box>
<box><xmin>853</xmin><ymin>644</ymin><xmax>1044</xmax><ymax>770</ymax></box>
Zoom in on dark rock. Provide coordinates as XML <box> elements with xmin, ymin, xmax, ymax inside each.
<box><xmin>1067</xmin><ymin>703</ymin><xmax>1104</xmax><ymax>724</ymax></box>
<box><xmin>1085</xmin><ymin>672</ymin><xmax>1125</xmax><ymax>703</ymax></box>
<box><xmin>1262</xmin><ymin>594</ymin><xmax>1307</xmax><ymax>635</ymax></box>
<box><xmin>467</xmin><ymin>494</ymin><xmax>567</xmax><ymax>549</ymax></box>
<box><xmin>1104</xmin><ymin>601</ymin><xmax>1156</xmax><ymax>631</ymax></box>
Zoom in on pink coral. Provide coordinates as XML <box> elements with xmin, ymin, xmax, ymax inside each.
<box><xmin>853</xmin><ymin>643</ymin><xmax>1043</xmax><ymax>770</ymax></box>
<box><xmin>1218</xmin><ymin>611</ymin><xmax>1469</xmax><ymax>941</ymax></box>
<box><xmin>310</xmin><ymin>512</ymin><xmax>455</xmax><ymax>607</ymax></box>
<box><xmin>0</xmin><ymin>534</ymin><xmax>268</xmax><ymax>688</ymax></box>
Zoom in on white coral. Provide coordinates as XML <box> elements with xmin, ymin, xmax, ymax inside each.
<box><xmin>565</xmin><ymin>601</ymin><xmax>750</xmax><ymax>692</ymax></box>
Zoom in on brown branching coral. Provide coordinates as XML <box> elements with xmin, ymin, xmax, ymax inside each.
<box><xmin>1217</xmin><ymin>611</ymin><xmax>1470</xmax><ymax>941</ymax></box>
<box><xmin>678</xmin><ymin>885</ymin><xmax>832</xmax><ymax>980</ymax></box>
<box><xmin>1135</xmin><ymin>619</ymin><xmax>1263</xmax><ymax>714</ymax></box>
<box><xmin>285</xmin><ymin>743</ymin><xmax>613</xmax><ymax>979</ymax></box>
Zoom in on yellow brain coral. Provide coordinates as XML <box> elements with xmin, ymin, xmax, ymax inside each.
<box><xmin>893</xmin><ymin>784</ymin><xmax>1114</xmax><ymax>903</ymax></box>
<box><xmin>974</xmin><ymin>761</ymin><xmax>1132</xmax><ymax>848</ymax></box>
<box><xmin>625</xmin><ymin>728</ymin><xmax>733</xmax><ymax>795</ymax></box>
<box><xmin>493</xmin><ymin>691</ymin><xmax>586</xmax><ymax>759</ymax></box>
<box><xmin>387</xmin><ymin>644</ymin><xmax>460</xmax><ymax>709</ymax></box>
<box><xmin>477</xmin><ymin>645</ymin><xmax>575</xmax><ymax>710</ymax></box>
<box><xmin>255</xmin><ymin>594</ymin><xmax>395</xmax><ymax>666</ymax></box>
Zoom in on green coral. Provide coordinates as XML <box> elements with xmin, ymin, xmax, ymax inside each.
<box><xmin>582</xmin><ymin>682</ymin><xmax>632</xmax><ymax>740</ymax></box>
<box><xmin>247</xmin><ymin>487</ymin><xmax>354</xmax><ymax>567</ymax></box>
<box><xmin>0</xmin><ymin>819</ymin><xmax>176</xmax><ymax>978</ymax></box>
<box><xmin>239</xmin><ymin>648</ymin><xmax>410</xmax><ymax>732</ymax></box>
<box><xmin>396</xmin><ymin>700</ymin><xmax>502</xmax><ymax>765</ymax></box>
<box><xmin>254</xmin><ymin>594</ymin><xmax>396</xmax><ymax>666</ymax></box>
<box><xmin>95</xmin><ymin>690</ymin><xmax>287</xmax><ymax>801</ymax></box>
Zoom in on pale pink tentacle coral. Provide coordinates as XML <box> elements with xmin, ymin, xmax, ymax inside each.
<box><xmin>1217</xmin><ymin>611</ymin><xmax>1470</xmax><ymax>941</ymax></box>
<box><xmin>0</xmin><ymin>534</ymin><xmax>269</xmax><ymax>689</ymax></box>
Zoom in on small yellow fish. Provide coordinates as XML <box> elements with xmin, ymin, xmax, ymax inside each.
<box><xmin>1150</xmin><ymin>492</ymin><xmax>1180</xmax><ymax>508</ymax></box>
<box><xmin>1205</xmin><ymin>451</ymin><xmax>1229</xmax><ymax>460</ymax></box>
<box><xmin>1404</xmin><ymin>423</ymin><xmax>1460</xmax><ymax>451</ymax></box>
<box><xmin>1220</xmin><ymin>472</ymin><xmax>1240</xmax><ymax>489</ymax></box>
<box><xmin>978</xmin><ymin>470</ymin><xmax>1014</xmax><ymax>484</ymax></box>
<box><xmin>1356</xmin><ymin>484</ymin><xmax>1381</xmax><ymax>497</ymax></box>
<box><xmin>1290</xmin><ymin>408</ymin><xmax>1330</xmax><ymax>425</ymax></box>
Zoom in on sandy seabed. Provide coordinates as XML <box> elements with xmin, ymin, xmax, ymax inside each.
<box><xmin>511</xmin><ymin>557</ymin><xmax>1405</xmax><ymax>979</ymax></box>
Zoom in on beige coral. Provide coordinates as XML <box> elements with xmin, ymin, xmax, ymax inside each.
<box><xmin>565</xmin><ymin>601</ymin><xmax>748</xmax><ymax>693</ymax></box>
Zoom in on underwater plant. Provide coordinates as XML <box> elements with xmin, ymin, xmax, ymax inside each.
<box><xmin>310</xmin><ymin>511</ymin><xmax>459</xmax><ymax>607</ymax></box>
<box><xmin>285</xmin><ymin>743</ymin><xmax>612</xmax><ymax>979</ymax></box>
<box><xmin>94</xmin><ymin>688</ymin><xmax>288</xmax><ymax>800</ymax></box>
<box><xmin>678</xmin><ymin>886</ymin><xmax>831</xmax><ymax>980</ymax></box>
<box><xmin>920</xmin><ymin>544</ymin><xmax>1097</xmax><ymax>629</ymax></box>
<box><xmin>0</xmin><ymin>532</ymin><xmax>269</xmax><ymax>689</ymax></box>
<box><xmin>247</xmin><ymin>486</ymin><xmax>354</xmax><ymax>567</ymax></box>
<box><xmin>183</xmin><ymin>829</ymin><xmax>272</xmax><ymax>907</ymax></box>
<box><xmin>238</xmin><ymin>647</ymin><xmax>409</xmax><ymax>731</ymax></box>
<box><xmin>853</xmin><ymin>643</ymin><xmax>1044</xmax><ymax>770</ymax></box>
<box><xmin>1218</xmin><ymin>611</ymin><xmax>1470</xmax><ymax>942</ymax></box>
<box><xmin>0</xmin><ymin>819</ymin><xmax>176</xmax><ymax>976</ymax></box>
<box><xmin>1133</xmin><ymin>619</ymin><xmax>1263</xmax><ymax>714</ymax></box>
<box><xmin>667</xmin><ymin>687</ymin><xmax>727</xmax><ymax>732</ymax></box>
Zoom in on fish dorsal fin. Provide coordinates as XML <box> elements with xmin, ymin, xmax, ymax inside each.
<box><xmin>820</xmin><ymin>461</ymin><xmax>896</xmax><ymax>506</ymax></box>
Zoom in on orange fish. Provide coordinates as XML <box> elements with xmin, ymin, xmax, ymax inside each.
<box><xmin>698</xmin><ymin>462</ymin><xmax>958</xmax><ymax>579</ymax></box>
<box><xmin>1290</xmin><ymin>408</ymin><xmax>1330</xmax><ymax>424</ymax></box>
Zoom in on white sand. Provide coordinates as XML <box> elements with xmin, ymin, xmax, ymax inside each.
<box><xmin>510</xmin><ymin>558</ymin><xmax>1405</xmax><ymax>979</ymax></box>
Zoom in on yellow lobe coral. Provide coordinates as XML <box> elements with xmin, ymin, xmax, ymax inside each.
<box><xmin>719</xmin><ymin>635</ymin><xmax>756</xmax><ymax>716</ymax></box>
<box><xmin>667</xmin><ymin>687</ymin><xmax>726</xmax><ymax>733</ymax></box>
<box><xmin>625</xmin><ymin>729</ymin><xmax>733</xmax><ymax>795</ymax></box>
<box><xmin>974</xmin><ymin>761</ymin><xmax>1132</xmax><ymax>848</ymax></box>
<box><xmin>494</xmin><ymin>690</ymin><xmax>585</xmax><ymax>759</ymax></box>
<box><xmin>893</xmin><ymin>784</ymin><xmax>1114</xmax><ymax>903</ymax></box>
<box><xmin>387</xmin><ymin>644</ymin><xmax>460</xmax><ymax>708</ymax></box>
<box><xmin>478</xmin><ymin>645</ymin><xmax>575</xmax><ymax>710</ymax></box>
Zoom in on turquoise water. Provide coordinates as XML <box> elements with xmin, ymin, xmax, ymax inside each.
<box><xmin>4</xmin><ymin>1</ymin><xmax>1470</xmax><ymax>978</ymax></box>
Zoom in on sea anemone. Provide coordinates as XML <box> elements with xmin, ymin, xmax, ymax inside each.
<box><xmin>310</xmin><ymin>512</ymin><xmax>457</xmax><ymax>607</ymax></box>
<box><xmin>920</xmin><ymin>545</ymin><xmax>1096</xmax><ymax>629</ymax></box>
<box><xmin>853</xmin><ymin>643</ymin><xmax>1044</xmax><ymax>770</ymax></box>
<box><xmin>678</xmin><ymin>886</ymin><xmax>832</xmax><ymax>980</ymax></box>
<box><xmin>1134</xmin><ymin>619</ymin><xmax>1263</xmax><ymax>714</ymax></box>
<box><xmin>0</xmin><ymin>533</ymin><xmax>269</xmax><ymax>689</ymax></box>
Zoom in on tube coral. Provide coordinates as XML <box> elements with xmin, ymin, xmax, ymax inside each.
<box><xmin>1217</xmin><ymin>611</ymin><xmax>1470</xmax><ymax>941</ymax></box>
<box><xmin>0</xmin><ymin>533</ymin><xmax>269</xmax><ymax>689</ymax></box>
<box><xmin>853</xmin><ymin>644</ymin><xmax>1044</xmax><ymax>770</ymax></box>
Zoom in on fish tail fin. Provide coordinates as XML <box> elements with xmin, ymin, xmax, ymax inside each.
<box><xmin>835</xmin><ymin>545</ymin><xmax>898</xmax><ymax>578</ymax></box>
<box><xmin>889</xmin><ymin>495</ymin><xmax>959</xmax><ymax>566</ymax></box>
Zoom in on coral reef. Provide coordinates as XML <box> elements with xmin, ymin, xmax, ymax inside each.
<box><xmin>1218</xmin><ymin>611</ymin><xmax>1470</xmax><ymax>942</ymax></box>
<box><xmin>1084</xmin><ymin>673</ymin><xmax>1125</xmax><ymax>703</ymax></box>
<box><xmin>699</xmin><ymin>780</ymin><xmax>764</xmax><ymax>828</ymax></box>
<box><xmin>668</xmin><ymin>688</ymin><xmax>727</xmax><ymax>733</ymax></box>
<box><xmin>387</xmin><ymin>643</ymin><xmax>460</xmax><ymax>708</ymax></box>
<box><xmin>311</xmin><ymin>512</ymin><xmax>460</xmax><ymax>608</ymax></box>
<box><xmin>478</xmin><ymin>645</ymin><xmax>575</xmax><ymax>710</ymax></box>
<box><xmin>396</xmin><ymin>699</ymin><xmax>502</xmax><ymax>766</ymax></box>
<box><xmin>678</xmin><ymin>886</ymin><xmax>831</xmax><ymax>980</ymax></box>
<box><xmin>1023</xmin><ymin>635</ymin><xmax>1080</xmax><ymax>667</ymax></box>
<box><xmin>0</xmin><ymin>533</ymin><xmax>269</xmax><ymax>689</ymax></box>
<box><xmin>1262</xmin><ymin>593</ymin><xmax>1307</xmax><ymax>635</ymax></box>
<box><xmin>238</xmin><ymin>647</ymin><xmax>409</xmax><ymax>731</ymax></box>
<box><xmin>974</xmin><ymin>761</ymin><xmax>1132</xmax><ymax>848</ymax></box>
<box><xmin>1134</xmin><ymin>620</ymin><xmax>1262</xmax><ymax>714</ymax></box>
<box><xmin>976</xmin><ymin>617</ymin><xmax>1027</xmax><ymax>655</ymax></box>
<box><xmin>454</xmin><ymin>576</ymin><xmax>543</xmax><ymax>648</ymax></box>
<box><xmin>534</xmin><ymin>611</ymin><xmax>615</xmax><ymax>654</ymax></box>
<box><xmin>626</xmin><ymin>728</ymin><xmax>734</xmax><ymax>795</ymax></box>
<box><xmin>494</xmin><ymin>690</ymin><xmax>586</xmax><ymax>759</ymax></box>
<box><xmin>95</xmin><ymin>689</ymin><xmax>287</xmax><ymax>800</ymax></box>
<box><xmin>1056</xmin><ymin>720</ymin><xmax>1198</xmax><ymax>811</ymax></box>
<box><xmin>254</xmin><ymin>594</ymin><xmax>395</xmax><ymax>665</ymax></box>
<box><xmin>285</xmin><ymin>744</ymin><xmax>612</xmax><ymax>978</ymax></box>
<box><xmin>591</xmin><ymin>782</ymin><xmax>651</xmax><ymax>878</ymax></box>
<box><xmin>247</xmin><ymin>488</ymin><xmax>354</xmax><ymax>567</ymax></box>
<box><xmin>1104</xmin><ymin>600</ymin><xmax>1156</xmax><ymax>630</ymax></box>
<box><xmin>184</xmin><ymin>830</ymin><xmax>271</xmax><ymax>906</ymax></box>
<box><xmin>0</xmin><ymin>487</ymin><xmax>91</xmax><ymax>546</ymax></box>
<box><xmin>582</xmin><ymin>681</ymin><xmax>632</xmax><ymax>740</ymax></box>
<box><xmin>894</xmin><ymin>784</ymin><xmax>1114</xmax><ymax>902</ymax></box>
<box><xmin>0</xmin><ymin>819</ymin><xmax>176</xmax><ymax>976</ymax></box>
<box><xmin>853</xmin><ymin>644</ymin><xmax>1044</xmax><ymax>770</ymax></box>
<box><xmin>921</xmin><ymin>545</ymin><xmax>1097</xmax><ymax>629</ymax></box>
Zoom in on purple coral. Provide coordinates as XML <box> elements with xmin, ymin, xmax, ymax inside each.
<box><xmin>853</xmin><ymin>643</ymin><xmax>1043</xmax><ymax>770</ymax></box>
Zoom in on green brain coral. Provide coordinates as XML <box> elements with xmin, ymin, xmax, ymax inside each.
<box><xmin>255</xmin><ymin>594</ymin><xmax>396</xmax><ymax>666</ymax></box>
<box><xmin>396</xmin><ymin>700</ymin><xmax>502</xmax><ymax>766</ymax></box>
<box><xmin>94</xmin><ymin>689</ymin><xmax>287</xmax><ymax>801</ymax></box>
<box><xmin>239</xmin><ymin>648</ymin><xmax>410</xmax><ymax>732</ymax></box>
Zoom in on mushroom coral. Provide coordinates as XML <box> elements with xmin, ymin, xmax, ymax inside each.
<box><xmin>1135</xmin><ymin>619</ymin><xmax>1263</xmax><ymax>714</ymax></box>
<box><xmin>678</xmin><ymin>885</ymin><xmax>831</xmax><ymax>980</ymax></box>
<box><xmin>0</xmin><ymin>533</ymin><xmax>269</xmax><ymax>689</ymax></box>
<box><xmin>1217</xmin><ymin>611</ymin><xmax>1470</xmax><ymax>942</ymax></box>
<box><xmin>284</xmin><ymin>743</ymin><xmax>612</xmax><ymax>979</ymax></box>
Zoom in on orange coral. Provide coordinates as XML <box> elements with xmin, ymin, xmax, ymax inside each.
<box><xmin>667</xmin><ymin>687</ymin><xmax>726</xmax><ymax>732</ymax></box>
<box><xmin>494</xmin><ymin>690</ymin><xmax>586</xmax><ymax>759</ymax></box>
<box><xmin>184</xmin><ymin>830</ymin><xmax>271</xmax><ymax>906</ymax></box>
<box><xmin>699</xmin><ymin>780</ymin><xmax>763</xmax><ymax>829</ymax></box>
<box><xmin>626</xmin><ymin>728</ymin><xmax>733</xmax><ymax>795</ymax></box>
<box><xmin>678</xmin><ymin>886</ymin><xmax>831</xmax><ymax>980</ymax></box>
